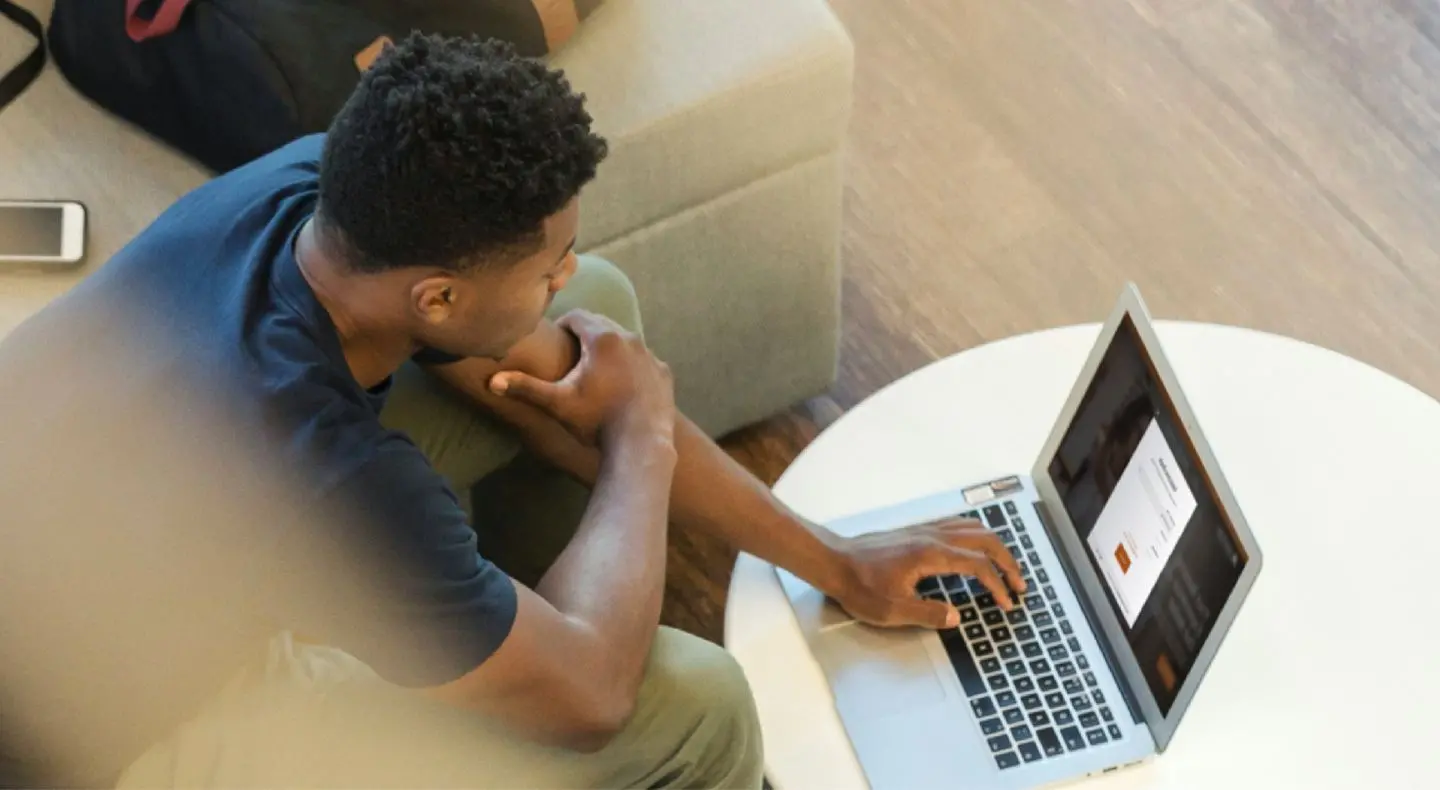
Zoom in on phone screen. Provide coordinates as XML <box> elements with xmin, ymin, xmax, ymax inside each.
<box><xmin>0</xmin><ymin>206</ymin><xmax>65</xmax><ymax>257</ymax></box>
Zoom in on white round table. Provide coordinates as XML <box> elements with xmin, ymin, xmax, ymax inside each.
<box><xmin>725</xmin><ymin>321</ymin><xmax>1440</xmax><ymax>789</ymax></box>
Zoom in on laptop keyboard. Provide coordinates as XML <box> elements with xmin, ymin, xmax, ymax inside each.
<box><xmin>916</xmin><ymin>500</ymin><xmax>1123</xmax><ymax>770</ymax></box>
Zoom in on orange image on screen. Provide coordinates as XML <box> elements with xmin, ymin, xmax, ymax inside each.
<box><xmin>1114</xmin><ymin>543</ymin><xmax>1132</xmax><ymax>574</ymax></box>
<box><xmin>1156</xmin><ymin>653</ymin><xmax>1178</xmax><ymax>692</ymax></box>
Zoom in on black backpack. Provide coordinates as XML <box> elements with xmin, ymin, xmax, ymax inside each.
<box><xmin>27</xmin><ymin>0</ymin><xmax>596</xmax><ymax>173</ymax></box>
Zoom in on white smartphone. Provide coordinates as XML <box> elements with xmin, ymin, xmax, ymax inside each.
<box><xmin>0</xmin><ymin>200</ymin><xmax>87</xmax><ymax>265</ymax></box>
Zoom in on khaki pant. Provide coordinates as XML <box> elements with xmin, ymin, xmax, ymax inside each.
<box><xmin>119</xmin><ymin>257</ymin><xmax>764</xmax><ymax>789</ymax></box>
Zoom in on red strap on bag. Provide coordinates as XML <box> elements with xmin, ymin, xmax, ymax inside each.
<box><xmin>125</xmin><ymin>0</ymin><xmax>193</xmax><ymax>43</ymax></box>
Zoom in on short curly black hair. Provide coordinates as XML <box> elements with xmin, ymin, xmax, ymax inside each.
<box><xmin>317</xmin><ymin>33</ymin><xmax>608</xmax><ymax>273</ymax></box>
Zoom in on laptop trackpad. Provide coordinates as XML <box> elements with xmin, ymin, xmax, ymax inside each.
<box><xmin>815</xmin><ymin>625</ymin><xmax>949</xmax><ymax>720</ymax></box>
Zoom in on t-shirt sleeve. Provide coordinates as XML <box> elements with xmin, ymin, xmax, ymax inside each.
<box><xmin>321</xmin><ymin>436</ymin><xmax>517</xmax><ymax>687</ymax></box>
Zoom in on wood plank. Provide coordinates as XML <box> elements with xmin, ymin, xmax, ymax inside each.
<box><xmin>897</xmin><ymin>0</ymin><xmax>1440</xmax><ymax>393</ymax></box>
<box><xmin>1244</xmin><ymin>0</ymin><xmax>1440</xmax><ymax>177</ymax></box>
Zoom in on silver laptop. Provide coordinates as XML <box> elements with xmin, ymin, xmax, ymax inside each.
<box><xmin>779</xmin><ymin>284</ymin><xmax>1263</xmax><ymax>789</ymax></box>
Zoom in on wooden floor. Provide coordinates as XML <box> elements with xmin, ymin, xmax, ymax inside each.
<box><xmin>667</xmin><ymin>0</ymin><xmax>1440</xmax><ymax>642</ymax></box>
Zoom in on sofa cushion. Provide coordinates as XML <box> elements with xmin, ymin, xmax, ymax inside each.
<box><xmin>551</xmin><ymin>0</ymin><xmax>853</xmax><ymax>249</ymax></box>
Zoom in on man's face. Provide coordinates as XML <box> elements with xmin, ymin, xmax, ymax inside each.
<box><xmin>410</xmin><ymin>199</ymin><xmax>580</xmax><ymax>360</ymax></box>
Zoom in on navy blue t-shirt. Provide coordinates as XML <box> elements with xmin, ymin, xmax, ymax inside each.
<box><xmin>0</xmin><ymin>135</ymin><xmax>516</xmax><ymax>785</ymax></box>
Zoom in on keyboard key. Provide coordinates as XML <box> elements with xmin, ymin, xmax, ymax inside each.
<box><xmin>981</xmin><ymin>717</ymin><xmax>1003</xmax><ymax>734</ymax></box>
<box><xmin>1084</xmin><ymin>671</ymin><xmax>1098</xmax><ymax>687</ymax></box>
<box><xmin>1015</xmin><ymin>625</ymin><xmax>1036</xmax><ymax>642</ymax></box>
<box><xmin>996</xmin><ymin>528</ymin><xmax>1015</xmax><ymax>544</ymax></box>
<box><xmin>1014</xmin><ymin>676</ymin><xmax>1035</xmax><ymax>693</ymax></box>
<box><xmin>1037</xmin><ymin>727</ymin><xmax>1063</xmax><ymax>757</ymax></box>
<box><xmin>1086</xmin><ymin>728</ymin><xmax>1108</xmax><ymax>746</ymax></box>
<box><xmin>1053</xmin><ymin>603</ymin><xmax>1067</xmax><ymax>618</ymax></box>
<box><xmin>961</xmin><ymin>607</ymin><xmax>979</xmax><ymax>624</ymax></box>
<box><xmin>1043</xmin><ymin>585</ymin><xmax>1058</xmax><ymax>601</ymax></box>
<box><xmin>965</xmin><ymin>624</ymin><xmax>986</xmax><ymax>640</ymax></box>
<box><xmin>1054</xmin><ymin>709</ymin><xmax>1075</xmax><ymax>726</ymax></box>
<box><xmin>1080</xmin><ymin>712</ymin><xmax>1100</xmax><ymax>729</ymax></box>
<box><xmin>1061</xmin><ymin>726</ymin><xmax>1086</xmax><ymax>751</ymax></box>
<box><xmin>917</xmin><ymin>577</ymin><xmax>941</xmax><ymax>595</ymax></box>
<box><xmin>1108</xmin><ymin>723</ymin><xmax>1123</xmax><ymax>740</ymax></box>
<box><xmin>1056</xmin><ymin>661</ymin><xmax>1076</xmax><ymax>678</ymax></box>
<box><xmin>1018</xmin><ymin>561</ymin><xmax>1030</xmax><ymax>577</ymax></box>
<box><xmin>921</xmin><ymin>589</ymin><xmax>948</xmax><ymax>602</ymax></box>
<box><xmin>952</xmin><ymin>591</ymin><xmax>972</xmax><ymax>607</ymax></box>
<box><xmin>1068</xmin><ymin>637</ymin><xmax>1082</xmax><ymax>653</ymax></box>
<box><xmin>1029</xmin><ymin>710</ymin><xmax>1050</xmax><ymax>726</ymax></box>
<box><xmin>939</xmin><ymin>629</ymin><xmax>988</xmax><ymax>697</ymax></box>
<box><xmin>1038</xmin><ymin>675</ymin><xmax>1059</xmax><ymax>692</ymax></box>
<box><xmin>1005</xmin><ymin>707</ymin><xmax>1026</xmax><ymax>725</ymax></box>
<box><xmin>980</xmin><ymin>657</ymin><xmax>1002</xmax><ymax>674</ymax></box>
<box><xmin>1021</xmin><ymin>534</ymin><xmax>1034</xmax><ymax>550</ymax></box>
<box><xmin>1044</xmin><ymin>692</ymin><xmax>1067</xmax><ymax>708</ymax></box>
<box><xmin>1027</xmin><ymin>551</ymin><xmax>1043</xmax><ymax>566</ymax></box>
<box><xmin>987</xmin><ymin>734</ymin><xmax>1012</xmax><ymax>754</ymax></box>
<box><xmin>1093</xmin><ymin>690</ymin><xmax>1105</xmax><ymax>705</ymax></box>
<box><xmin>1048</xmin><ymin>645</ymin><xmax>1068</xmax><ymax>661</ymax></box>
<box><xmin>1076</xmin><ymin>654</ymin><xmax>1090</xmax><ymax>671</ymax></box>
<box><xmin>1037</xmin><ymin>567</ymin><xmax>1049</xmax><ymax>584</ymax></box>
<box><xmin>984</xmin><ymin>610</ymin><xmax>1006</xmax><ymax>626</ymax></box>
<box><xmin>1012</xmin><ymin>724</ymin><xmax>1033</xmax><ymax>742</ymax></box>
<box><xmin>1040</xmin><ymin>628</ymin><xmax>1060</xmax><ymax>645</ymax></box>
<box><xmin>1006</xmin><ymin>660</ymin><xmax>1027</xmax><ymax>677</ymax></box>
<box><xmin>1072</xmin><ymin>695</ymin><xmax>1092</xmax><ymax>712</ymax></box>
<box><xmin>962</xmin><ymin>510</ymin><xmax>979</xmax><ymax>521</ymax></box>
<box><xmin>1004</xmin><ymin>501</ymin><xmax>1018</xmax><ymax>515</ymax></box>
<box><xmin>991</xmin><ymin>627</ymin><xmax>1012</xmax><ymax>643</ymax></box>
<box><xmin>983</xmin><ymin>505</ymin><xmax>1006</xmax><ymax>528</ymax></box>
<box><xmin>999</xmin><ymin>644</ymin><xmax>1020</xmax><ymax>662</ymax></box>
<box><xmin>1064</xmin><ymin>678</ymin><xmax>1084</xmax><ymax>695</ymax></box>
<box><xmin>1021</xmin><ymin>694</ymin><xmax>1042</xmax><ymax>711</ymax></box>
<box><xmin>1006</xmin><ymin>608</ymin><xmax>1028</xmax><ymax>625</ymax></box>
<box><xmin>987</xmin><ymin>674</ymin><xmax>1009</xmax><ymax>691</ymax></box>
<box><xmin>1030</xmin><ymin>658</ymin><xmax>1051</xmax><ymax>674</ymax></box>
<box><xmin>1059</xmin><ymin>619</ymin><xmax>1074</xmax><ymax>635</ymax></box>
<box><xmin>1024</xmin><ymin>594</ymin><xmax>1044</xmax><ymax>612</ymax></box>
<box><xmin>1100</xmin><ymin>707</ymin><xmax>1114</xmax><ymax>723</ymax></box>
<box><xmin>974</xmin><ymin>641</ymin><xmax>995</xmax><ymax>657</ymax></box>
<box><xmin>1013</xmin><ymin>517</ymin><xmax>1027</xmax><ymax>533</ymax></box>
<box><xmin>996</xmin><ymin>691</ymin><xmax>1017</xmax><ymax>708</ymax></box>
<box><xmin>1023</xmin><ymin>642</ymin><xmax>1043</xmax><ymax>658</ymax></box>
<box><xmin>1034</xmin><ymin>612</ymin><xmax>1054</xmax><ymax>627</ymax></box>
<box><xmin>1019</xmin><ymin>741</ymin><xmax>1042</xmax><ymax>763</ymax></box>
<box><xmin>1008</xmin><ymin>545</ymin><xmax>1023</xmax><ymax>560</ymax></box>
<box><xmin>976</xmin><ymin>593</ymin><xmax>996</xmax><ymax>609</ymax></box>
<box><xmin>972</xmin><ymin>697</ymin><xmax>997</xmax><ymax>718</ymax></box>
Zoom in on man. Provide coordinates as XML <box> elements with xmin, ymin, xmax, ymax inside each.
<box><xmin>0</xmin><ymin>33</ymin><xmax>1023</xmax><ymax>789</ymax></box>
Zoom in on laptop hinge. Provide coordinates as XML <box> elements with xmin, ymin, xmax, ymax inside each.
<box><xmin>1033</xmin><ymin>499</ymin><xmax>1146</xmax><ymax>727</ymax></box>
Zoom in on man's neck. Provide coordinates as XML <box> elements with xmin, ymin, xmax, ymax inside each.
<box><xmin>294</xmin><ymin>218</ymin><xmax>416</xmax><ymax>389</ymax></box>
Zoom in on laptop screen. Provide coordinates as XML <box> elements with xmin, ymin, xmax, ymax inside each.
<box><xmin>1045</xmin><ymin>314</ymin><xmax>1249</xmax><ymax>715</ymax></box>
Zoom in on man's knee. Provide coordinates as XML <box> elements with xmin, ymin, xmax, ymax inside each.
<box><xmin>634</xmin><ymin>628</ymin><xmax>764</xmax><ymax>788</ymax></box>
<box><xmin>548</xmin><ymin>255</ymin><xmax>644</xmax><ymax>337</ymax></box>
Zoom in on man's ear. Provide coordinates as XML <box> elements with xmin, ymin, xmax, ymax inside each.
<box><xmin>413</xmin><ymin>276</ymin><xmax>456</xmax><ymax>325</ymax></box>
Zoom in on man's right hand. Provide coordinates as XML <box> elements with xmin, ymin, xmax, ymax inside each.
<box><xmin>488</xmin><ymin>310</ymin><xmax>675</xmax><ymax>448</ymax></box>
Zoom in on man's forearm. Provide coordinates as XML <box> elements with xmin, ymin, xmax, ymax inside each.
<box><xmin>430</xmin><ymin>340</ymin><xmax>855</xmax><ymax>597</ymax></box>
<box><xmin>535</xmin><ymin>430</ymin><xmax>676</xmax><ymax>698</ymax></box>
<box><xmin>482</xmin><ymin>388</ymin><xmax>853</xmax><ymax>596</ymax></box>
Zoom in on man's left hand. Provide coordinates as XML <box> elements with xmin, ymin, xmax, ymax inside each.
<box><xmin>825</xmin><ymin>516</ymin><xmax>1027</xmax><ymax>630</ymax></box>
